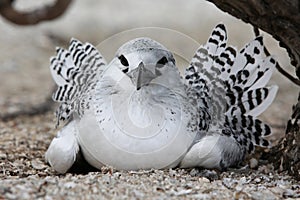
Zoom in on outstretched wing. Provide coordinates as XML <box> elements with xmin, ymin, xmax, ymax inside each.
<box><xmin>223</xmin><ymin>36</ymin><xmax>278</xmax><ymax>151</ymax></box>
<box><xmin>184</xmin><ymin>23</ymin><xmax>278</xmax><ymax>154</ymax></box>
<box><xmin>50</xmin><ymin>38</ymin><xmax>107</xmax><ymax>125</ymax></box>
<box><xmin>185</xmin><ymin>24</ymin><xmax>229</xmax><ymax>130</ymax></box>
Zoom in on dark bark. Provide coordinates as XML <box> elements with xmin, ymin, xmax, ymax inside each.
<box><xmin>0</xmin><ymin>0</ymin><xmax>73</xmax><ymax>25</ymax></box>
<box><xmin>207</xmin><ymin>0</ymin><xmax>300</xmax><ymax>76</ymax></box>
<box><xmin>207</xmin><ymin>0</ymin><xmax>300</xmax><ymax>179</ymax></box>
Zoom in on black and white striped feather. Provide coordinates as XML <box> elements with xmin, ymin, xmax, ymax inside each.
<box><xmin>50</xmin><ymin>38</ymin><xmax>106</xmax><ymax>125</ymax></box>
<box><xmin>184</xmin><ymin>23</ymin><xmax>278</xmax><ymax>164</ymax></box>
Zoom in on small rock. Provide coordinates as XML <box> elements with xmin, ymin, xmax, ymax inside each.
<box><xmin>102</xmin><ymin>174</ymin><xmax>111</xmax><ymax>185</ymax></box>
<box><xmin>269</xmin><ymin>187</ymin><xmax>284</xmax><ymax>196</ymax></box>
<box><xmin>169</xmin><ymin>168</ymin><xmax>176</xmax><ymax>177</ymax></box>
<box><xmin>283</xmin><ymin>189</ymin><xmax>299</xmax><ymax>198</ymax></box>
<box><xmin>64</xmin><ymin>181</ymin><xmax>76</xmax><ymax>189</ymax></box>
<box><xmin>239</xmin><ymin>176</ymin><xmax>247</xmax><ymax>184</ymax></box>
<box><xmin>222</xmin><ymin>178</ymin><xmax>238</xmax><ymax>189</ymax></box>
<box><xmin>189</xmin><ymin>168</ymin><xmax>200</xmax><ymax>176</ymax></box>
<box><xmin>132</xmin><ymin>189</ymin><xmax>145</xmax><ymax>198</ymax></box>
<box><xmin>254</xmin><ymin>178</ymin><xmax>261</xmax><ymax>183</ymax></box>
<box><xmin>0</xmin><ymin>153</ymin><xmax>7</xmax><ymax>159</ymax></box>
<box><xmin>198</xmin><ymin>177</ymin><xmax>210</xmax><ymax>183</ymax></box>
<box><xmin>251</xmin><ymin>190</ymin><xmax>277</xmax><ymax>200</ymax></box>
<box><xmin>31</xmin><ymin>159</ymin><xmax>47</xmax><ymax>170</ymax></box>
<box><xmin>249</xmin><ymin>158</ymin><xmax>258</xmax><ymax>169</ymax></box>
<box><xmin>5</xmin><ymin>192</ymin><xmax>17</xmax><ymax>200</ymax></box>
<box><xmin>198</xmin><ymin>169</ymin><xmax>219</xmax><ymax>181</ymax></box>
<box><xmin>291</xmin><ymin>184</ymin><xmax>299</xmax><ymax>190</ymax></box>
<box><xmin>175</xmin><ymin>189</ymin><xmax>193</xmax><ymax>196</ymax></box>
<box><xmin>191</xmin><ymin>193</ymin><xmax>211</xmax><ymax>199</ymax></box>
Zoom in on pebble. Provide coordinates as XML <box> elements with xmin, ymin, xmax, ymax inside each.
<box><xmin>175</xmin><ymin>189</ymin><xmax>193</xmax><ymax>196</ymax></box>
<box><xmin>222</xmin><ymin>178</ymin><xmax>238</xmax><ymax>189</ymax></box>
<box><xmin>64</xmin><ymin>181</ymin><xmax>77</xmax><ymax>189</ymax></box>
<box><xmin>0</xmin><ymin>153</ymin><xmax>7</xmax><ymax>159</ymax></box>
<box><xmin>199</xmin><ymin>177</ymin><xmax>210</xmax><ymax>183</ymax></box>
<box><xmin>283</xmin><ymin>189</ymin><xmax>300</xmax><ymax>198</ymax></box>
<box><xmin>254</xmin><ymin>177</ymin><xmax>261</xmax><ymax>183</ymax></box>
<box><xmin>31</xmin><ymin>159</ymin><xmax>47</xmax><ymax>170</ymax></box>
<box><xmin>251</xmin><ymin>190</ymin><xmax>278</xmax><ymax>200</ymax></box>
<box><xmin>249</xmin><ymin>158</ymin><xmax>258</xmax><ymax>169</ymax></box>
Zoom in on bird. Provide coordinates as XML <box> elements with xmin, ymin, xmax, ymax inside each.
<box><xmin>45</xmin><ymin>23</ymin><xmax>278</xmax><ymax>173</ymax></box>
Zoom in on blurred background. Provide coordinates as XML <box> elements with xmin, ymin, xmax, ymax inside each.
<box><xmin>0</xmin><ymin>0</ymin><xmax>298</xmax><ymax>141</ymax></box>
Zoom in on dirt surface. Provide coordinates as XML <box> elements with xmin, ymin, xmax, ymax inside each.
<box><xmin>0</xmin><ymin>113</ymin><xmax>299</xmax><ymax>199</ymax></box>
<box><xmin>0</xmin><ymin>0</ymin><xmax>299</xmax><ymax>199</ymax></box>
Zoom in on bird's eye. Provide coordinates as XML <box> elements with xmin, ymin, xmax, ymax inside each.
<box><xmin>156</xmin><ymin>56</ymin><xmax>168</xmax><ymax>68</ymax></box>
<box><xmin>118</xmin><ymin>54</ymin><xmax>129</xmax><ymax>66</ymax></box>
<box><xmin>118</xmin><ymin>54</ymin><xmax>129</xmax><ymax>73</ymax></box>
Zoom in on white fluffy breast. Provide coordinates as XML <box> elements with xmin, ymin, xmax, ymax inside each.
<box><xmin>76</xmin><ymin>66</ymin><xmax>198</xmax><ymax>170</ymax></box>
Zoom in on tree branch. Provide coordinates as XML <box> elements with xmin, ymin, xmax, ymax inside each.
<box><xmin>207</xmin><ymin>0</ymin><xmax>300</xmax><ymax>78</ymax></box>
<box><xmin>208</xmin><ymin>0</ymin><xmax>300</xmax><ymax>178</ymax></box>
<box><xmin>0</xmin><ymin>0</ymin><xmax>73</xmax><ymax>25</ymax></box>
<box><xmin>253</xmin><ymin>27</ymin><xmax>300</xmax><ymax>86</ymax></box>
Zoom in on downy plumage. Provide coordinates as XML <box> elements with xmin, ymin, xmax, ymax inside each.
<box><xmin>45</xmin><ymin>24</ymin><xmax>277</xmax><ymax>173</ymax></box>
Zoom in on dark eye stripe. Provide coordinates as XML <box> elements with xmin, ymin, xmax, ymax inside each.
<box><xmin>156</xmin><ymin>56</ymin><xmax>168</xmax><ymax>68</ymax></box>
<box><xmin>118</xmin><ymin>54</ymin><xmax>129</xmax><ymax>66</ymax></box>
<box><xmin>122</xmin><ymin>67</ymin><xmax>129</xmax><ymax>73</ymax></box>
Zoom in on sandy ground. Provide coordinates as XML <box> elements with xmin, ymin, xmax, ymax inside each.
<box><xmin>0</xmin><ymin>0</ymin><xmax>299</xmax><ymax>199</ymax></box>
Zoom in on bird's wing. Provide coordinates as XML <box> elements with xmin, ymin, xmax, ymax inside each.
<box><xmin>185</xmin><ymin>24</ymin><xmax>229</xmax><ymax>131</ymax></box>
<box><xmin>184</xmin><ymin>23</ymin><xmax>278</xmax><ymax>156</ymax></box>
<box><xmin>50</xmin><ymin>38</ymin><xmax>107</xmax><ymax>125</ymax></box>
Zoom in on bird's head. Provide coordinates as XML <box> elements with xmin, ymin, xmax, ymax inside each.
<box><xmin>112</xmin><ymin>37</ymin><xmax>176</xmax><ymax>90</ymax></box>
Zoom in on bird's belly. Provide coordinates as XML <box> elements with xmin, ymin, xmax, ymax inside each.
<box><xmin>76</xmin><ymin>88</ymin><xmax>198</xmax><ymax>170</ymax></box>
